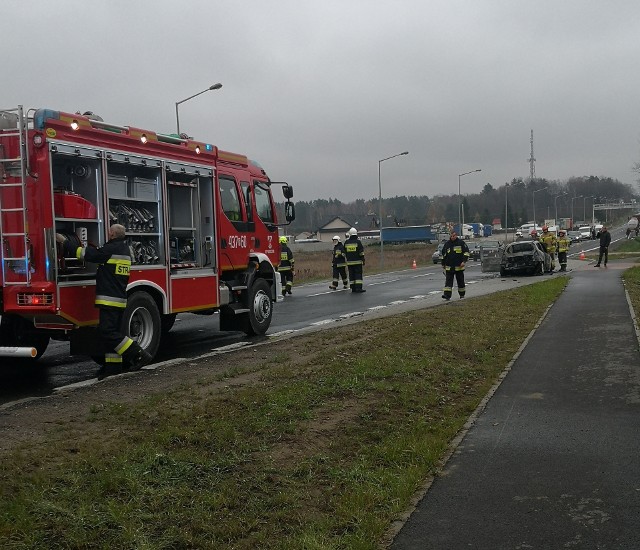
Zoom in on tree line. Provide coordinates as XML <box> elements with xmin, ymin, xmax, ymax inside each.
<box><xmin>278</xmin><ymin>175</ymin><xmax>638</xmax><ymax>233</ymax></box>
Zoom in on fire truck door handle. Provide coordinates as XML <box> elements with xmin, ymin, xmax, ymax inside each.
<box><xmin>220</xmin><ymin>239</ymin><xmax>227</xmax><ymax>248</ymax></box>
<box><xmin>253</xmin><ymin>237</ymin><xmax>259</xmax><ymax>247</ymax></box>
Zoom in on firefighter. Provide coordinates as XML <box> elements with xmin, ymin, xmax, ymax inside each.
<box><xmin>57</xmin><ymin>224</ymin><xmax>151</xmax><ymax>378</ymax></box>
<box><xmin>344</xmin><ymin>227</ymin><xmax>366</xmax><ymax>292</ymax></box>
<box><xmin>278</xmin><ymin>236</ymin><xmax>294</xmax><ymax>295</ymax></box>
<box><xmin>329</xmin><ymin>235</ymin><xmax>348</xmax><ymax>290</ymax></box>
<box><xmin>441</xmin><ymin>230</ymin><xmax>469</xmax><ymax>300</ymax></box>
<box><xmin>539</xmin><ymin>225</ymin><xmax>557</xmax><ymax>272</ymax></box>
<box><xmin>556</xmin><ymin>229</ymin><xmax>571</xmax><ymax>271</ymax></box>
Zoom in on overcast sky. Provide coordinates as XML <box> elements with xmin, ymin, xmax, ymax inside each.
<box><xmin>5</xmin><ymin>1</ymin><xmax>640</xmax><ymax>202</ymax></box>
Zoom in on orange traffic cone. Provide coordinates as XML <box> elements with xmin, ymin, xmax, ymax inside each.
<box><xmin>412</xmin><ymin>259</ymin><xmax>417</xmax><ymax>269</ymax></box>
<box><xmin>580</xmin><ymin>250</ymin><xmax>586</xmax><ymax>260</ymax></box>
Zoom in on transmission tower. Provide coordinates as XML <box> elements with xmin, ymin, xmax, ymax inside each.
<box><xmin>528</xmin><ymin>129</ymin><xmax>536</xmax><ymax>181</ymax></box>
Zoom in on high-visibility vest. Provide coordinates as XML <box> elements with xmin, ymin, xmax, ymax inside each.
<box><xmin>557</xmin><ymin>236</ymin><xmax>570</xmax><ymax>252</ymax></box>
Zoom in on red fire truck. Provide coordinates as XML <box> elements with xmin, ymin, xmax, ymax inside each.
<box><xmin>0</xmin><ymin>106</ymin><xmax>295</xmax><ymax>363</ymax></box>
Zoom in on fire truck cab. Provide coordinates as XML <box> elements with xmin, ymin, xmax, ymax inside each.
<box><xmin>0</xmin><ymin>106</ymin><xmax>295</xmax><ymax>363</ymax></box>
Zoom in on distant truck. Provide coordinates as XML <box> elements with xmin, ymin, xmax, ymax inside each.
<box><xmin>453</xmin><ymin>223</ymin><xmax>474</xmax><ymax>240</ymax></box>
<box><xmin>468</xmin><ymin>223</ymin><xmax>484</xmax><ymax>237</ymax></box>
<box><xmin>380</xmin><ymin>225</ymin><xmax>436</xmax><ymax>244</ymax></box>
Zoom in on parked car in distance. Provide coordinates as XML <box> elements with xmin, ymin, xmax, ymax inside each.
<box><xmin>567</xmin><ymin>230</ymin><xmax>582</xmax><ymax>243</ymax></box>
<box><xmin>432</xmin><ymin>242</ymin><xmax>445</xmax><ymax>264</ymax></box>
<box><xmin>466</xmin><ymin>242</ymin><xmax>481</xmax><ymax>261</ymax></box>
<box><xmin>578</xmin><ymin>225</ymin><xmax>593</xmax><ymax>240</ymax></box>
<box><xmin>500</xmin><ymin>240</ymin><xmax>551</xmax><ymax>277</ymax></box>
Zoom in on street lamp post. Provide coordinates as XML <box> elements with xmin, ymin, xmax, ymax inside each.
<box><xmin>584</xmin><ymin>196</ymin><xmax>594</xmax><ymax>225</ymax></box>
<box><xmin>571</xmin><ymin>195</ymin><xmax>583</xmax><ymax>229</ymax></box>
<box><xmin>458</xmin><ymin>169</ymin><xmax>482</xmax><ymax>236</ymax></box>
<box><xmin>175</xmin><ymin>83</ymin><xmax>223</xmax><ymax>135</ymax></box>
<box><xmin>532</xmin><ymin>187</ymin><xmax>549</xmax><ymax>230</ymax></box>
<box><xmin>505</xmin><ymin>183</ymin><xmax>509</xmax><ymax>243</ymax></box>
<box><xmin>554</xmin><ymin>192</ymin><xmax>568</xmax><ymax>226</ymax></box>
<box><xmin>378</xmin><ymin>151</ymin><xmax>409</xmax><ymax>268</ymax></box>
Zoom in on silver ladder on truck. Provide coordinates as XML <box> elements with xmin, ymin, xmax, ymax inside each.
<box><xmin>0</xmin><ymin>105</ymin><xmax>32</xmax><ymax>286</ymax></box>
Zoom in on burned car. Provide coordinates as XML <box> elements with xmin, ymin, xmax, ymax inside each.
<box><xmin>500</xmin><ymin>240</ymin><xmax>551</xmax><ymax>276</ymax></box>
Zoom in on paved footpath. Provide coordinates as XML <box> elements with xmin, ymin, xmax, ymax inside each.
<box><xmin>391</xmin><ymin>261</ymin><xmax>640</xmax><ymax>549</ymax></box>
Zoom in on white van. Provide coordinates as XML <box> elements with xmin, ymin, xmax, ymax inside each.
<box><xmin>519</xmin><ymin>223</ymin><xmax>542</xmax><ymax>237</ymax></box>
<box><xmin>578</xmin><ymin>226</ymin><xmax>592</xmax><ymax>240</ymax></box>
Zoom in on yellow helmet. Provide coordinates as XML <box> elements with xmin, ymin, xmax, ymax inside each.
<box><xmin>279</xmin><ymin>236</ymin><xmax>288</xmax><ymax>244</ymax></box>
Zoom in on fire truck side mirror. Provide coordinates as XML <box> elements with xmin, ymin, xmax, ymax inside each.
<box><xmin>285</xmin><ymin>202</ymin><xmax>295</xmax><ymax>223</ymax></box>
<box><xmin>282</xmin><ymin>185</ymin><xmax>294</xmax><ymax>200</ymax></box>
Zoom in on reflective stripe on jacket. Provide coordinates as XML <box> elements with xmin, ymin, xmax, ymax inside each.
<box><xmin>332</xmin><ymin>242</ymin><xmax>347</xmax><ymax>267</ymax></box>
<box><xmin>557</xmin><ymin>236</ymin><xmax>570</xmax><ymax>252</ymax></box>
<box><xmin>539</xmin><ymin>232</ymin><xmax>557</xmax><ymax>254</ymax></box>
<box><xmin>441</xmin><ymin>238</ymin><xmax>469</xmax><ymax>268</ymax></box>
<box><xmin>278</xmin><ymin>245</ymin><xmax>294</xmax><ymax>271</ymax></box>
<box><xmin>344</xmin><ymin>236</ymin><xmax>364</xmax><ymax>266</ymax></box>
<box><xmin>77</xmin><ymin>237</ymin><xmax>131</xmax><ymax>309</ymax></box>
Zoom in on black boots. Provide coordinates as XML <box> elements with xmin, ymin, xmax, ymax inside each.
<box><xmin>124</xmin><ymin>342</ymin><xmax>152</xmax><ymax>371</ymax></box>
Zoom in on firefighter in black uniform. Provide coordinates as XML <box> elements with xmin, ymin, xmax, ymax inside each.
<box><xmin>441</xmin><ymin>230</ymin><xmax>470</xmax><ymax>300</ymax></box>
<box><xmin>278</xmin><ymin>236</ymin><xmax>294</xmax><ymax>295</ymax></box>
<box><xmin>344</xmin><ymin>227</ymin><xmax>366</xmax><ymax>292</ymax></box>
<box><xmin>58</xmin><ymin>224</ymin><xmax>151</xmax><ymax>378</ymax></box>
<box><xmin>329</xmin><ymin>235</ymin><xmax>349</xmax><ymax>290</ymax></box>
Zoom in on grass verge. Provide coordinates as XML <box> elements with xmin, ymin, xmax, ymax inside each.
<box><xmin>0</xmin><ymin>278</ymin><xmax>567</xmax><ymax>549</ymax></box>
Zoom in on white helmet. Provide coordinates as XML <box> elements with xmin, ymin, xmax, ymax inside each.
<box><xmin>332</xmin><ymin>235</ymin><xmax>341</xmax><ymax>242</ymax></box>
<box><xmin>348</xmin><ymin>227</ymin><xmax>358</xmax><ymax>236</ymax></box>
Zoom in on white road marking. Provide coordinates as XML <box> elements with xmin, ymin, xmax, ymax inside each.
<box><xmin>311</xmin><ymin>319</ymin><xmax>336</xmax><ymax>326</ymax></box>
<box><xmin>367</xmin><ymin>279</ymin><xmax>400</xmax><ymax>286</ymax></box>
<box><xmin>308</xmin><ymin>288</ymin><xmax>349</xmax><ymax>296</ymax></box>
<box><xmin>390</xmin><ymin>300</ymin><xmax>407</xmax><ymax>305</ymax></box>
<box><xmin>410</xmin><ymin>295</ymin><xmax>429</xmax><ymax>300</ymax></box>
<box><xmin>368</xmin><ymin>305</ymin><xmax>387</xmax><ymax>311</ymax></box>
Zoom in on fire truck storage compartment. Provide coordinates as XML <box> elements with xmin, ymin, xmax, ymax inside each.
<box><xmin>52</xmin><ymin>151</ymin><xmax>102</xmax><ymax>276</ymax></box>
<box><xmin>167</xmin><ymin>167</ymin><xmax>214</xmax><ymax>269</ymax></box>
<box><xmin>106</xmin><ymin>159</ymin><xmax>163</xmax><ymax>266</ymax></box>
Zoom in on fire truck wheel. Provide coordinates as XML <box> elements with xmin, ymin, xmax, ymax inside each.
<box><xmin>246</xmin><ymin>278</ymin><xmax>273</xmax><ymax>336</ymax></box>
<box><xmin>0</xmin><ymin>314</ymin><xmax>50</xmax><ymax>360</ymax></box>
<box><xmin>121</xmin><ymin>292</ymin><xmax>161</xmax><ymax>360</ymax></box>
